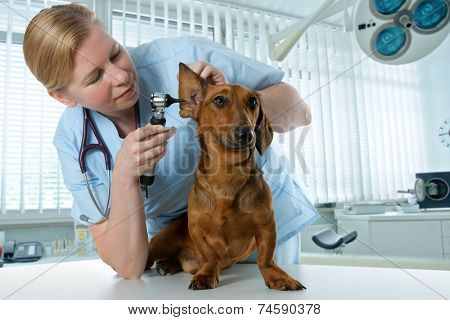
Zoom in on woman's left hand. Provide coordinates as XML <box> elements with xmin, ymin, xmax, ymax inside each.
<box><xmin>177</xmin><ymin>60</ymin><xmax>228</xmax><ymax>85</ymax></box>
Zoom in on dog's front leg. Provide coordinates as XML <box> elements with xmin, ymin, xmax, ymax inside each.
<box><xmin>255</xmin><ymin>220</ymin><xmax>306</xmax><ymax>291</ymax></box>
<box><xmin>188</xmin><ymin>226</ymin><xmax>222</xmax><ymax>290</ymax></box>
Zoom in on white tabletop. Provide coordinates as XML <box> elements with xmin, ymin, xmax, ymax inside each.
<box><xmin>1</xmin><ymin>259</ymin><xmax>449</xmax><ymax>300</ymax></box>
<box><xmin>335</xmin><ymin>209</ymin><xmax>450</xmax><ymax>221</ymax></box>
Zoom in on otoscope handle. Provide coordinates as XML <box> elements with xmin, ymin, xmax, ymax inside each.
<box><xmin>144</xmin><ymin>116</ymin><xmax>166</xmax><ymax>178</ymax></box>
<box><xmin>140</xmin><ymin>92</ymin><xmax>183</xmax><ymax>198</ymax></box>
<box><xmin>140</xmin><ymin>116</ymin><xmax>167</xmax><ymax>197</ymax></box>
<box><xmin>150</xmin><ymin>117</ymin><xmax>166</xmax><ymax>127</ymax></box>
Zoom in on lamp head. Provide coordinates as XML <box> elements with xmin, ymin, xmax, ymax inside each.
<box><xmin>354</xmin><ymin>0</ymin><xmax>450</xmax><ymax>64</ymax></box>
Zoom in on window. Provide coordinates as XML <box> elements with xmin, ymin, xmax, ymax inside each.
<box><xmin>0</xmin><ymin>0</ymin><xmax>426</xmax><ymax>220</ymax></box>
<box><xmin>109</xmin><ymin>0</ymin><xmax>425</xmax><ymax>204</ymax></box>
<box><xmin>0</xmin><ymin>0</ymin><xmax>72</xmax><ymax>216</ymax></box>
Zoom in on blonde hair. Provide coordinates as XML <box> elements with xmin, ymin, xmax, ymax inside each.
<box><xmin>23</xmin><ymin>2</ymin><xmax>103</xmax><ymax>92</ymax></box>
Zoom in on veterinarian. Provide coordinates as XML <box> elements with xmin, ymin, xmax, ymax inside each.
<box><xmin>23</xmin><ymin>3</ymin><xmax>319</xmax><ymax>279</ymax></box>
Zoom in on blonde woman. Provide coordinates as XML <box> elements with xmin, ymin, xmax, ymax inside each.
<box><xmin>23</xmin><ymin>2</ymin><xmax>318</xmax><ymax>280</ymax></box>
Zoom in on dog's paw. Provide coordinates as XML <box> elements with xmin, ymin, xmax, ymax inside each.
<box><xmin>155</xmin><ymin>259</ymin><xmax>182</xmax><ymax>276</ymax></box>
<box><xmin>265</xmin><ymin>276</ymin><xmax>306</xmax><ymax>291</ymax></box>
<box><xmin>188</xmin><ymin>274</ymin><xmax>218</xmax><ymax>290</ymax></box>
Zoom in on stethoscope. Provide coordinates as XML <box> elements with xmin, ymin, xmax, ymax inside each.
<box><xmin>78</xmin><ymin>93</ymin><xmax>183</xmax><ymax>224</ymax></box>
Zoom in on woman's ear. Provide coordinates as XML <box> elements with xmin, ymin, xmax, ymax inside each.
<box><xmin>48</xmin><ymin>90</ymin><xmax>78</xmax><ymax>108</ymax></box>
<box><xmin>178</xmin><ymin>62</ymin><xmax>207</xmax><ymax>120</ymax></box>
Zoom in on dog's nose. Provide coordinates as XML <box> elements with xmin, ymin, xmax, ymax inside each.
<box><xmin>234</xmin><ymin>126</ymin><xmax>254</xmax><ymax>144</ymax></box>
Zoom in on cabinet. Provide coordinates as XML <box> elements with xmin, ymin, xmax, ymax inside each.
<box><xmin>334</xmin><ymin>209</ymin><xmax>450</xmax><ymax>260</ymax></box>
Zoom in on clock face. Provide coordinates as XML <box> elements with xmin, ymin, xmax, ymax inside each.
<box><xmin>439</xmin><ymin>117</ymin><xmax>450</xmax><ymax>149</ymax></box>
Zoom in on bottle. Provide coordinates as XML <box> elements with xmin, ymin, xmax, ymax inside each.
<box><xmin>73</xmin><ymin>222</ymin><xmax>91</xmax><ymax>256</ymax></box>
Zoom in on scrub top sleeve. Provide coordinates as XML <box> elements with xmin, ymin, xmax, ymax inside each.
<box><xmin>53</xmin><ymin>135</ymin><xmax>109</xmax><ymax>226</ymax></box>
<box><xmin>188</xmin><ymin>36</ymin><xmax>285</xmax><ymax>90</ymax></box>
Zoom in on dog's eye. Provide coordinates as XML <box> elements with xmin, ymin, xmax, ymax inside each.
<box><xmin>214</xmin><ymin>96</ymin><xmax>226</xmax><ymax>108</ymax></box>
<box><xmin>248</xmin><ymin>96</ymin><xmax>257</xmax><ymax>109</ymax></box>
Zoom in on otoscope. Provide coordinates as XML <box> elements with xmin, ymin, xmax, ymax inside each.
<box><xmin>139</xmin><ymin>92</ymin><xmax>184</xmax><ymax>198</ymax></box>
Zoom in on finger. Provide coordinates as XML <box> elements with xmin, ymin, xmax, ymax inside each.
<box><xmin>200</xmin><ymin>65</ymin><xmax>213</xmax><ymax>80</ymax></box>
<box><xmin>199</xmin><ymin>65</ymin><xmax>226</xmax><ymax>85</ymax></box>
<box><xmin>137</xmin><ymin>143</ymin><xmax>167</xmax><ymax>165</ymax></box>
<box><xmin>139</xmin><ymin>127</ymin><xmax>176</xmax><ymax>151</ymax></box>
<box><xmin>188</xmin><ymin>61</ymin><xmax>207</xmax><ymax>75</ymax></box>
<box><xmin>140</xmin><ymin>145</ymin><xmax>168</xmax><ymax>170</ymax></box>
<box><xmin>220</xmin><ymin>73</ymin><xmax>228</xmax><ymax>84</ymax></box>
<box><xmin>135</xmin><ymin>124</ymin><xmax>164</xmax><ymax>141</ymax></box>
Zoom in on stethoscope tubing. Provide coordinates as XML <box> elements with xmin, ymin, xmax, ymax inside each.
<box><xmin>80</xmin><ymin>169</ymin><xmax>111</xmax><ymax>224</ymax></box>
<box><xmin>79</xmin><ymin>106</ymin><xmax>137</xmax><ymax>224</ymax></box>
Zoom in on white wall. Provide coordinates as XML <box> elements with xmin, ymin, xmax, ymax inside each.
<box><xmin>415</xmin><ymin>36</ymin><xmax>450</xmax><ymax>173</ymax></box>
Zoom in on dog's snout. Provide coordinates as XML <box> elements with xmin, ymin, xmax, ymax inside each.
<box><xmin>234</xmin><ymin>126</ymin><xmax>254</xmax><ymax>144</ymax></box>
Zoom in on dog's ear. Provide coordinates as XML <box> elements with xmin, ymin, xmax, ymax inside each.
<box><xmin>178</xmin><ymin>62</ymin><xmax>207</xmax><ymax>119</ymax></box>
<box><xmin>255</xmin><ymin>102</ymin><xmax>274</xmax><ymax>155</ymax></box>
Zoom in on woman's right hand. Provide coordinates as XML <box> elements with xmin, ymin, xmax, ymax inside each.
<box><xmin>114</xmin><ymin>124</ymin><xmax>176</xmax><ymax>184</ymax></box>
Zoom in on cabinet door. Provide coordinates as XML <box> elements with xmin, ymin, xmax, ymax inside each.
<box><xmin>371</xmin><ymin>221</ymin><xmax>443</xmax><ymax>259</ymax></box>
<box><xmin>443</xmin><ymin>237</ymin><xmax>450</xmax><ymax>254</ymax></box>
<box><xmin>442</xmin><ymin>221</ymin><xmax>450</xmax><ymax>237</ymax></box>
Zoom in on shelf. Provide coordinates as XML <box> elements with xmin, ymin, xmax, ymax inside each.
<box><xmin>0</xmin><ymin>211</ymin><xmax>73</xmax><ymax>227</ymax></box>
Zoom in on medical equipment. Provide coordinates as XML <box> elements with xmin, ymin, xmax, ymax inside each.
<box><xmin>140</xmin><ymin>93</ymin><xmax>184</xmax><ymax>197</ymax></box>
<box><xmin>1</xmin><ymin>240</ymin><xmax>43</xmax><ymax>263</ymax></box>
<box><xmin>78</xmin><ymin>92</ymin><xmax>183</xmax><ymax>224</ymax></box>
<box><xmin>414</xmin><ymin>171</ymin><xmax>450</xmax><ymax>209</ymax></box>
<box><xmin>268</xmin><ymin>0</ymin><xmax>450</xmax><ymax>65</ymax></box>
<box><xmin>312</xmin><ymin>228</ymin><xmax>358</xmax><ymax>254</ymax></box>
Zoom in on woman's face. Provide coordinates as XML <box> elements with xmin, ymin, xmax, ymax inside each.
<box><xmin>50</xmin><ymin>24</ymin><xmax>139</xmax><ymax>117</ymax></box>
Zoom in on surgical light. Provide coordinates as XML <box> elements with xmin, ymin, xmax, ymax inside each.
<box><xmin>375</xmin><ymin>26</ymin><xmax>407</xmax><ymax>56</ymax></box>
<box><xmin>268</xmin><ymin>0</ymin><xmax>450</xmax><ymax>65</ymax></box>
<box><xmin>413</xmin><ymin>0</ymin><xmax>448</xmax><ymax>29</ymax></box>
<box><xmin>375</xmin><ymin>0</ymin><xmax>407</xmax><ymax>15</ymax></box>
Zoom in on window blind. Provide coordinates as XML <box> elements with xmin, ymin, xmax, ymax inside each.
<box><xmin>0</xmin><ymin>0</ymin><xmax>426</xmax><ymax>219</ymax></box>
<box><xmin>108</xmin><ymin>0</ymin><xmax>426</xmax><ymax>204</ymax></box>
<box><xmin>0</xmin><ymin>0</ymin><xmax>73</xmax><ymax>216</ymax></box>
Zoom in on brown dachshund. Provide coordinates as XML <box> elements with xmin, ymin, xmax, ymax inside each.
<box><xmin>146</xmin><ymin>63</ymin><xmax>305</xmax><ymax>291</ymax></box>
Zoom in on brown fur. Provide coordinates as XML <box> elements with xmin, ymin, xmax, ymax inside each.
<box><xmin>146</xmin><ymin>63</ymin><xmax>305</xmax><ymax>291</ymax></box>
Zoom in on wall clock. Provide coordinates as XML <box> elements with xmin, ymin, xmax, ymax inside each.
<box><xmin>439</xmin><ymin>117</ymin><xmax>450</xmax><ymax>149</ymax></box>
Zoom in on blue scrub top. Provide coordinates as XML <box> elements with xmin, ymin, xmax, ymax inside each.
<box><xmin>53</xmin><ymin>36</ymin><xmax>319</xmax><ymax>245</ymax></box>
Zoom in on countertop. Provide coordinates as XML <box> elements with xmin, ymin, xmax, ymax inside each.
<box><xmin>1</xmin><ymin>259</ymin><xmax>449</xmax><ymax>300</ymax></box>
<box><xmin>334</xmin><ymin>209</ymin><xmax>450</xmax><ymax>221</ymax></box>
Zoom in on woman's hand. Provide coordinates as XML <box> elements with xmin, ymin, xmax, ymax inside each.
<box><xmin>177</xmin><ymin>60</ymin><xmax>228</xmax><ymax>85</ymax></box>
<box><xmin>114</xmin><ymin>125</ymin><xmax>176</xmax><ymax>184</ymax></box>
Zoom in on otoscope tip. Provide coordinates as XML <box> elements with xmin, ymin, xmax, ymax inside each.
<box><xmin>164</xmin><ymin>94</ymin><xmax>187</xmax><ymax>107</ymax></box>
